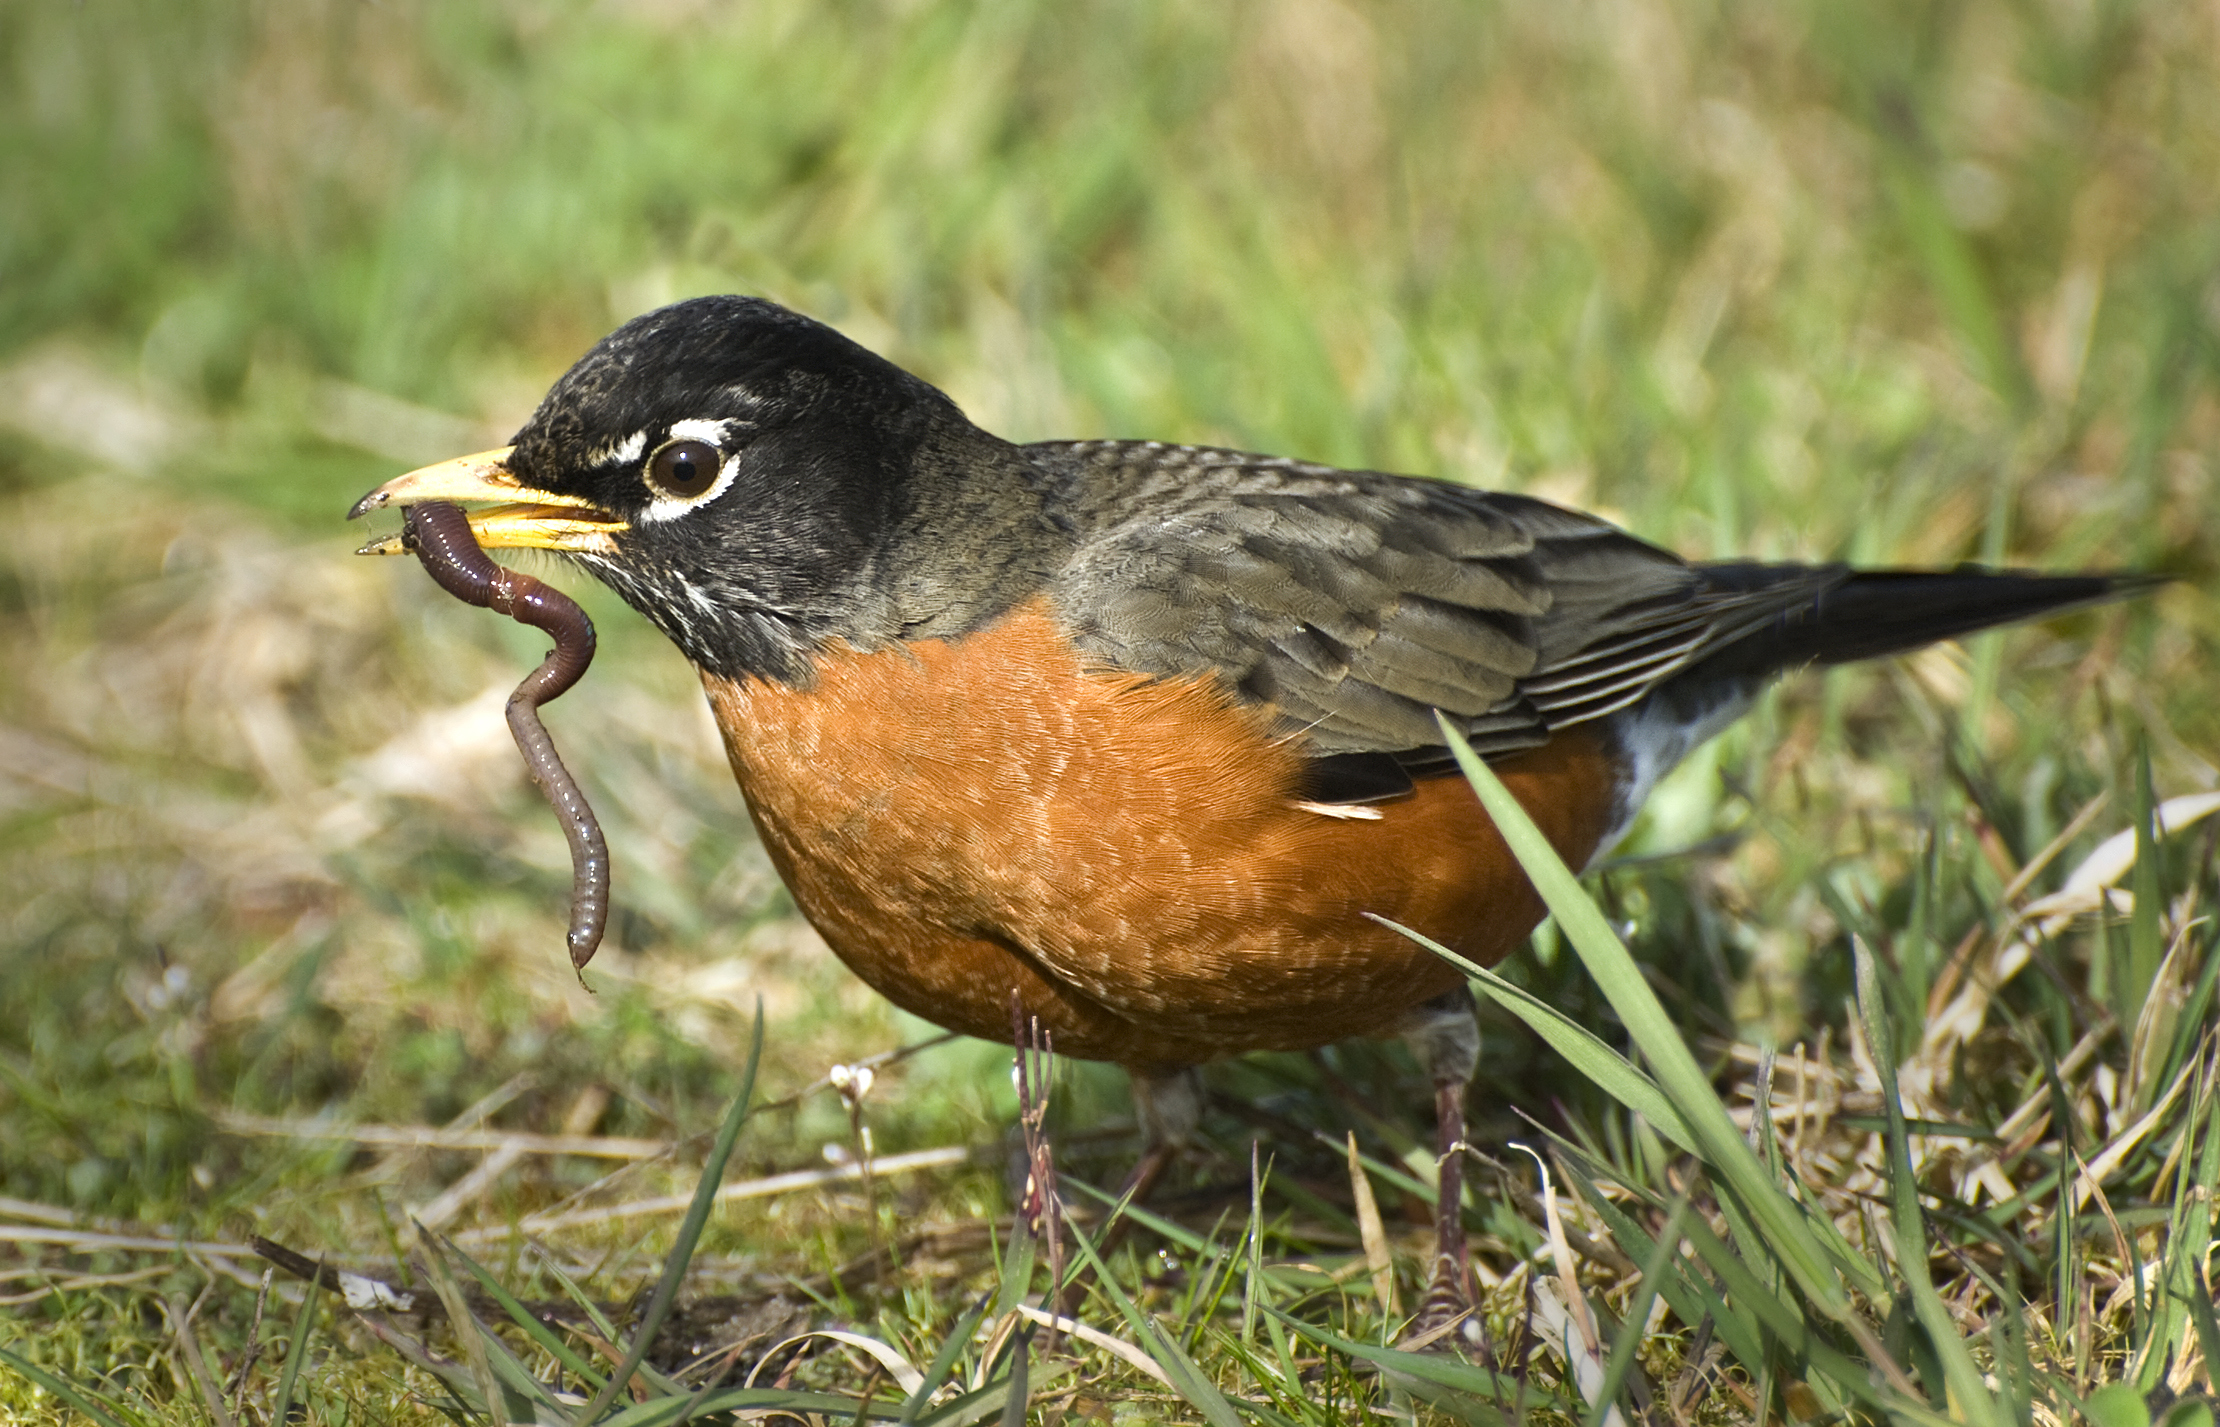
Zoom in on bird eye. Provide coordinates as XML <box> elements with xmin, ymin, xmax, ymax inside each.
<box><xmin>645</xmin><ymin>439</ymin><xmax>724</xmax><ymax>499</ymax></box>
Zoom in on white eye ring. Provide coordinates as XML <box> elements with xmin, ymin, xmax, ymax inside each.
<box><xmin>637</xmin><ymin>419</ymin><xmax>740</xmax><ymax>522</ymax></box>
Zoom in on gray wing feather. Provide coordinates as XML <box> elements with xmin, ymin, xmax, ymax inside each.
<box><xmin>1037</xmin><ymin>442</ymin><xmax>1837</xmax><ymax>760</ymax></box>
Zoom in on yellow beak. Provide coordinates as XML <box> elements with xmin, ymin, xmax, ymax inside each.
<box><xmin>346</xmin><ymin>447</ymin><xmax>627</xmax><ymax>555</ymax></box>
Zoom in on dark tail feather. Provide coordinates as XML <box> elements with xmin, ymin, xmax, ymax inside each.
<box><xmin>1697</xmin><ymin>563</ymin><xmax>2162</xmax><ymax>677</ymax></box>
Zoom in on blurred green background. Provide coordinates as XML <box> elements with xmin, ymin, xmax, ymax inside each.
<box><xmin>2</xmin><ymin>0</ymin><xmax>2216</xmax><ymax>1398</ymax></box>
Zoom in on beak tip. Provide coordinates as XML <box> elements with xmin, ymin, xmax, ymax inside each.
<box><xmin>345</xmin><ymin>446</ymin><xmax>519</xmax><ymax>523</ymax></box>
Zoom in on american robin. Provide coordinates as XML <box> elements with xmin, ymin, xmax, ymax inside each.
<box><xmin>350</xmin><ymin>295</ymin><xmax>2142</xmax><ymax>1324</ymax></box>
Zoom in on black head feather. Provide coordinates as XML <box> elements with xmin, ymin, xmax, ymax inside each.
<box><xmin>511</xmin><ymin>296</ymin><xmax>955</xmax><ymax>481</ymax></box>
<box><xmin>502</xmin><ymin>296</ymin><xmax>1046</xmax><ymax>683</ymax></box>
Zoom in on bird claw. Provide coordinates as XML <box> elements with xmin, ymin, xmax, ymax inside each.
<box><xmin>1396</xmin><ymin>1238</ymin><xmax>1484</xmax><ymax>1344</ymax></box>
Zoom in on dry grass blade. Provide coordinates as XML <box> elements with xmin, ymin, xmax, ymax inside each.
<box><xmin>446</xmin><ymin>1143</ymin><xmax>979</xmax><ymax>1244</ymax></box>
<box><xmin>0</xmin><ymin>1195</ymin><xmax>134</xmax><ymax>1229</ymax></box>
<box><xmin>0</xmin><ymin>1267</ymin><xmax>174</xmax><ymax>1306</ymax></box>
<box><xmin>161</xmin><ymin>1295</ymin><xmax>240</xmax><ymax>1427</ymax></box>
<box><xmin>414</xmin><ymin>1238</ymin><xmax>515</xmax><ymax>1427</ymax></box>
<box><xmin>222</xmin><ymin>1266</ymin><xmax>274</xmax><ymax>1413</ymax></box>
<box><xmin>0</xmin><ymin>1225</ymin><xmax>256</xmax><ymax>1258</ymax></box>
<box><xmin>1344</xmin><ymin>1131</ymin><xmax>1397</xmax><ymax>1317</ymax></box>
<box><xmin>214</xmin><ymin>1110</ymin><xmax>672</xmax><ymax>1161</ymax></box>
<box><xmin>1011</xmin><ymin>1306</ymin><xmax>1173</xmax><ymax>1388</ymax></box>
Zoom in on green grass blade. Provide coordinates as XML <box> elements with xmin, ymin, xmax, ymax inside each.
<box><xmin>1243</xmin><ymin>1145</ymin><xmax>1270</xmax><ymax>1344</ymax></box>
<box><xmin>527</xmin><ymin>1251</ymin><xmax>685</xmax><ymax>1399</ymax></box>
<box><xmin>347</xmin><ymin>1307</ymin><xmax>489</xmax><ymax>1410</ymax></box>
<box><xmin>1179</xmin><ymin>1217</ymin><xmax>1241</xmax><ymax>1351</ymax></box>
<box><xmin>1855</xmin><ymin>938</ymin><xmax>2002</xmax><ymax>1427</ymax></box>
<box><xmin>1903</xmin><ymin>817</ymin><xmax>1940</xmax><ymax>1043</ymax></box>
<box><xmin>2128</xmin><ymin>741</ymin><xmax>2165</xmax><ymax>1023</ymax></box>
<box><xmin>1945</xmin><ymin>1241</ymin><xmax>2062</xmax><ymax>1427</ymax></box>
<box><xmin>1212</xmin><ymin>1332</ymin><xmax>1319</xmax><ymax>1425</ymax></box>
<box><xmin>535</xmin><ymin>1250</ymin><xmax>627</xmax><ymax>1343</ymax></box>
<box><xmin>1265</xmin><ymin>1308</ymin><xmax>1543</xmax><ymax>1405</ymax></box>
<box><xmin>1436</xmin><ymin>714</ymin><xmax>1879</xmax><ymax>1309</ymax></box>
<box><xmin>417</xmin><ymin>1225</ymin><xmax>559</xmax><ymax>1421</ymax></box>
<box><xmin>1670</xmin><ymin>1203</ymin><xmax>1944</xmax><ymax>1423</ymax></box>
<box><xmin>993</xmin><ymin>1322</ymin><xmax>1030</xmax><ymax>1427</ymax></box>
<box><xmin>1877</xmin><ymin>150</ymin><xmax>2029</xmax><ymax>413</ymax></box>
<box><xmin>1375</xmin><ymin>914</ymin><xmax>1696</xmax><ymax>1153</ymax></box>
<box><xmin>596</xmin><ymin>1387</ymin><xmax>907</xmax><ymax>1426</ymax></box>
<box><xmin>270</xmin><ymin>1264</ymin><xmax>324</xmax><ymax>1427</ymax></box>
<box><xmin>577</xmin><ymin>1001</ymin><xmax>766</xmax><ymax>1425</ymax></box>
<box><xmin>1063</xmin><ymin>1207</ymin><xmax>1246</xmax><ymax>1427</ymax></box>
<box><xmin>1749</xmin><ymin>1045</ymin><xmax>1788</xmax><ymax>1183</ymax></box>
<box><xmin>1258</xmin><ymin>1302</ymin><xmax>1305</xmax><ymax>1419</ymax></box>
<box><xmin>913</xmin><ymin>1343</ymin><xmax>1072</xmax><ymax>1427</ymax></box>
<box><xmin>0</xmin><ymin>1345</ymin><xmax>149</xmax><ymax>1427</ymax></box>
<box><xmin>2180</xmin><ymin>1065</ymin><xmax>2220</xmax><ymax>1397</ymax></box>
<box><xmin>899</xmin><ymin>1296</ymin><xmax>988</xmax><ymax>1424</ymax></box>
<box><xmin>2141</xmin><ymin>1056</ymin><xmax>2220</xmax><ymax>1391</ymax></box>
<box><xmin>1065</xmin><ymin>1178</ymin><xmax>1309</xmax><ymax>1303</ymax></box>
<box><xmin>2161</xmin><ymin>934</ymin><xmax>2220</xmax><ymax>1103</ymax></box>
<box><xmin>990</xmin><ymin>1219</ymin><xmax>1035</xmax><ymax>1327</ymax></box>
<box><xmin>443</xmin><ymin>1233</ymin><xmax>609</xmax><ymax>1396</ymax></box>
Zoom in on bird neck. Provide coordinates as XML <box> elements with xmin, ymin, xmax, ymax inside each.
<box><xmin>623</xmin><ymin>418</ymin><xmax>1069</xmax><ymax>690</ymax></box>
<box><xmin>869</xmin><ymin>420</ymin><xmax>1069</xmax><ymax>646</ymax></box>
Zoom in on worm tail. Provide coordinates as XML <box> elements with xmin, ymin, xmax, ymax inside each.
<box><xmin>507</xmin><ymin>689</ymin><xmax>611</xmax><ymax>968</ymax></box>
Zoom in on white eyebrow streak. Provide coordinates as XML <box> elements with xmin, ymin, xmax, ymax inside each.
<box><xmin>666</xmin><ymin>417</ymin><xmax>733</xmax><ymax>447</ymax></box>
<box><xmin>591</xmin><ymin>430</ymin><xmax>648</xmax><ymax>468</ymax></box>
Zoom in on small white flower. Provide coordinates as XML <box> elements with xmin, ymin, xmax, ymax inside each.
<box><xmin>829</xmin><ymin>1063</ymin><xmax>875</xmax><ymax>1107</ymax></box>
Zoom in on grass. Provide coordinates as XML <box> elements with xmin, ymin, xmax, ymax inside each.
<box><xmin>2</xmin><ymin>0</ymin><xmax>2217</xmax><ymax>1422</ymax></box>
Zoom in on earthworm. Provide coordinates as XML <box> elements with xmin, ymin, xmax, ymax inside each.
<box><xmin>401</xmin><ymin>501</ymin><xmax>609</xmax><ymax>970</ymax></box>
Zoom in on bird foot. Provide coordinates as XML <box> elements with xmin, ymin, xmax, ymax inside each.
<box><xmin>1398</xmin><ymin>1274</ymin><xmax>1485</xmax><ymax>1352</ymax></box>
<box><xmin>1395</xmin><ymin>1069</ymin><xmax>1483</xmax><ymax>1352</ymax></box>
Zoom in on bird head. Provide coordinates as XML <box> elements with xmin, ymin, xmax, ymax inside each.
<box><xmin>348</xmin><ymin>295</ymin><xmax>966</xmax><ymax>681</ymax></box>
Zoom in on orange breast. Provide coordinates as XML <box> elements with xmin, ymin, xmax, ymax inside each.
<box><xmin>702</xmin><ymin>597</ymin><xmax>1616</xmax><ymax>1067</ymax></box>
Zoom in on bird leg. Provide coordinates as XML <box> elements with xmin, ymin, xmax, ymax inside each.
<box><xmin>1401</xmin><ymin>989</ymin><xmax>1481</xmax><ymax>1344</ymax></box>
<box><xmin>1122</xmin><ymin>1064</ymin><xmax>1204</xmax><ymax>1206</ymax></box>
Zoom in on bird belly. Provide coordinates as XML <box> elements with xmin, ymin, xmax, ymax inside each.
<box><xmin>701</xmin><ymin>596</ymin><xmax>1616</xmax><ymax>1065</ymax></box>
<box><xmin>1590</xmin><ymin>677</ymin><xmax>1760</xmax><ymax>858</ymax></box>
